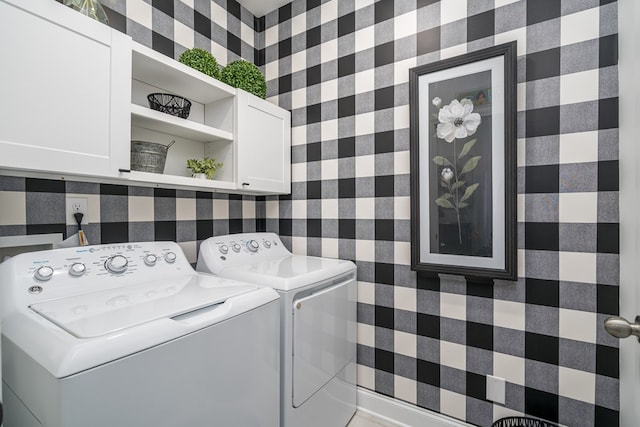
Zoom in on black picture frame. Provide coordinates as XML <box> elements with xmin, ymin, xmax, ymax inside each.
<box><xmin>409</xmin><ymin>42</ymin><xmax>517</xmax><ymax>280</ymax></box>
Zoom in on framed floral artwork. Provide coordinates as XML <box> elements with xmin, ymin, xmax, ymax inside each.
<box><xmin>409</xmin><ymin>42</ymin><xmax>517</xmax><ymax>280</ymax></box>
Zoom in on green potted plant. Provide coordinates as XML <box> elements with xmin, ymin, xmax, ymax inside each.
<box><xmin>186</xmin><ymin>158</ymin><xmax>223</xmax><ymax>180</ymax></box>
<box><xmin>220</xmin><ymin>60</ymin><xmax>267</xmax><ymax>99</ymax></box>
<box><xmin>178</xmin><ymin>48</ymin><xmax>221</xmax><ymax>79</ymax></box>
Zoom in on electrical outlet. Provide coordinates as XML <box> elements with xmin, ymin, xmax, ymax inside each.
<box><xmin>486</xmin><ymin>375</ymin><xmax>506</xmax><ymax>405</ymax></box>
<box><xmin>66</xmin><ymin>197</ymin><xmax>88</xmax><ymax>225</ymax></box>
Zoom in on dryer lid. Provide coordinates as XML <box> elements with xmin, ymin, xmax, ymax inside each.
<box><xmin>30</xmin><ymin>275</ymin><xmax>257</xmax><ymax>338</ymax></box>
<box><xmin>218</xmin><ymin>255</ymin><xmax>356</xmax><ymax>291</ymax></box>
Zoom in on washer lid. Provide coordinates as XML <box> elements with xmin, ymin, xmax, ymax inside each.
<box><xmin>30</xmin><ymin>275</ymin><xmax>257</xmax><ymax>338</ymax></box>
<box><xmin>218</xmin><ymin>255</ymin><xmax>355</xmax><ymax>291</ymax></box>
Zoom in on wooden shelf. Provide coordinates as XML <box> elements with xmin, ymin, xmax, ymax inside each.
<box><xmin>131</xmin><ymin>104</ymin><xmax>233</xmax><ymax>143</ymax></box>
<box><xmin>129</xmin><ymin>41</ymin><xmax>290</xmax><ymax>194</ymax></box>
<box><xmin>126</xmin><ymin>170</ymin><xmax>236</xmax><ymax>191</ymax></box>
<box><xmin>131</xmin><ymin>42</ymin><xmax>235</xmax><ymax>105</ymax></box>
<box><xmin>129</xmin><ymin>42</ymin><xmax>237</xmax><ymax>192</ymax></box>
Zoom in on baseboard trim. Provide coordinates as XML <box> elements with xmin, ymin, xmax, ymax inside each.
<box><xmin>356</xmin><ymin>387</ymin><xmax>470</xmax><ymax>427</ymax></box>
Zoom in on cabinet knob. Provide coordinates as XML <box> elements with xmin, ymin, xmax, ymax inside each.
<box><xmin>242</xmin><ymin>182</ymin><xmax>250</xmax><ymax>186</ymax></box>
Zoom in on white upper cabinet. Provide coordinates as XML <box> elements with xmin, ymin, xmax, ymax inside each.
<box><xmin>0</xmin><ymin>0</ymin><xmax>291</xmax><ymax>194</ymax></box>
<box><xmin>0</xmin><ymin>0</ymin><xmax>130</xmax><ymax>178</ymax></box>
<box><xmin>236</xmin><ymin>91</ymin><xmax>291</xmax><ymax>194</ymax></box>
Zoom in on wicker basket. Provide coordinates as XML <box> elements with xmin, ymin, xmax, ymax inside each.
<box><xmin>147</xmin><ymin>93</ymin><xmax>191</xmax><ymax>119</ymax></box>
<box><xmin>130</xmin><ymin>141</ymin><xmax>174</xmax><ymax>174</ymax></box>
<box><xmin>492</xmin><ymin>417</ymin><xmax>559</xmax><ymax>427</ymax></box>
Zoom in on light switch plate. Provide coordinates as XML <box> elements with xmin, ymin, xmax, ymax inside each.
<box><xmin>486</xmin><ymin>375</ymin><xmax>506</xmax><ymax>404</ymax></box>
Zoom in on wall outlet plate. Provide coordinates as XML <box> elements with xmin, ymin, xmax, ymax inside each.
<box><xmin>486</xmin><ymin>375</ymin><xmax>506</xmax><ymax>405</ymax></box>
<box><xmin>66</xmin><ymin>197</ymin><xmax>88</xmax><ymax>225</ymax></box>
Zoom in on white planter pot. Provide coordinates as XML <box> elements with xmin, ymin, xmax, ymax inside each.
<box><xmin>192</xmin><ymin>173</ymin><xmax>208</xmax><ymax>179</ymax></box>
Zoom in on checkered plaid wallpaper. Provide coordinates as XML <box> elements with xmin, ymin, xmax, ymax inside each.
<box><xmin>0</xmin><ymin>0</ymin><xmax>620</xmax><ymax>426</ymax></box>
<box><xmin>99</xmin><ymin>0</ymin><xmax>258</xmax><ymax>65</ymax></box>
<box><xmin>259</xmin><ymin>0</ymin><xmax>620</xmax><ymax>426</ymax></box>
<box><xmin>0</xmin><ymin>176</ymin><xmax>261</xmax><ymax>264</ymax></box>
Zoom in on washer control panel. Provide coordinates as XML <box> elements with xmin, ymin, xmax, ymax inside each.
<box><xmin>2</xmin><ymin>242</ymin><xmax>190</xmax><ymax>300</ymax></box>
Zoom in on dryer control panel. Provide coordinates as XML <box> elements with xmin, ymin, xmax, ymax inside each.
<box><xmin>202</xmin><ymin>232</ymin><xmax>290</xmax><ymax>259</ymax></box>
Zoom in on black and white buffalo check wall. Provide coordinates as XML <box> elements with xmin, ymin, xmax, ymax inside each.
<box><xmin>259</xmin><ymin>1</ymin><xmax>619</xmax><ymax>426</ymax></box>
<box><xmin>0</xmin><ymin>1</ymin><xmax>619</xmax><ymax>426</ymax></box>
<box><xmin>0</xmin><ymin>176</ymin><xmax>262</xmax><ymax>265</ymax></box>
<box><xmin>99</xmin><ymin>0</ymin><xmax>258</xmax><ymax>64</ymax></box>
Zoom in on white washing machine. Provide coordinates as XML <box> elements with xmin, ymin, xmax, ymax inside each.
<box><xmin>197</xmin><ymin>232</ymin><xmax>357</xmax><ymax>427</ymax></box>
<box><xmin>0</xmin><ymin>241</ymin><xmax>280</xmax><ymax>427</ymax></box>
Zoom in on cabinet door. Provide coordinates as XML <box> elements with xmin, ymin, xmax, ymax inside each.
<box><xmin>0</xmin><ymin>0</ymin><xmax>130</xmax><ymax>178</ymax></box>
<box><xmin>236</xmin><ymin>91</ymin><xmax>291</xmax><ymax>194</ymax></box>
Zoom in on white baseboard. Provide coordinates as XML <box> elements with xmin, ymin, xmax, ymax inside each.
<box><xmin>356</xmin><ymin>387</ymin><xmax>470</xmax><ymax>427</ymax></box>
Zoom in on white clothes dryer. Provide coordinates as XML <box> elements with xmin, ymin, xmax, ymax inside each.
<box><xmin>0</xmin><ymin>241</ymin><xmax>280</xmax><ymax>427</ymax></box>
<box><xmin>197</xmin><ymin>232</ymin><xmax>357</xmax><ymax>427</ymax></box>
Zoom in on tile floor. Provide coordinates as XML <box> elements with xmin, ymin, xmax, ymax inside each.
<box><xmin>347</xmin><ymin>410</ymin><xmax>404</xmax><ymax>427</ymax></box>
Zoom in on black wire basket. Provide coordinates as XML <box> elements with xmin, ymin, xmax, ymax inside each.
<box><xmin>147</xmin><ymin>93</ymin><xmax>192</xmax><ymax>119</ymax></box>
<box><xmin>492</xmin><ymin>417</ymin><xmax>559</xmax><ymax>427</ymax></box>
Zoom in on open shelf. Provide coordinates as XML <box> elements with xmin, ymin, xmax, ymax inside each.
<box><xmin>128</xmin><ymin>42</ymin><xmax>237</xmax><ymax>193</ymax></box>
<box><xmin>131</xmin><ymin>104</ymin><xmax>233</xmax><ymax>143</ymax></box>
<box><xmin>131</xmin><ymin>42</ymin><xmax>235</xmax><ymax>105</ymax></box>
<box><xmin>126</xmin><ymin>170</ymin><xmax>236</xmax><ymax>191</ymax></box>
<box><xmin>129</xmin><ymin>41</ymin><xmax>290</xmax><ymax>194</ymax></box>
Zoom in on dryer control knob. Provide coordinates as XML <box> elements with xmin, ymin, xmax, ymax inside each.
<box><xmin>164</xmin><ymin>252</ymin><xmax>177</xmax><ymax>263</ymax></box>
<box><xmin>69</xmin><ymin>262</ymin><xmax>86</xmax><ymax>277</ymax></box>
<box><xmin>105</xmin><ymin>255</ymin><xmax>128</xmax><ymax>274</ymax></box>
<box><xmin>219</xmin><ymin>245</ymin><xmax>229</xmax><ymax>255</ymax></box>
<box><xmin>34</xmin><ymin>265</ymin><xmax>54</xmax><ymax>281</ymax></box>
<box><xmin>144</xmin><ymin>254</ymin><xmax>158</xmax><ymax>266</ymax></box>
<box><xmin>247</xmin><ymin>240</ymin><xmax>259</xmax><ymax>252</ymax></box>
<box><xmin>263</xmin><ymin>240</ymin><xmax>272</xmax><ymax>248</ymax></box>
<box><xmin>232</xmin><ymin>243</ymin><xmax>241</xmax><ymax>253</ymax></box>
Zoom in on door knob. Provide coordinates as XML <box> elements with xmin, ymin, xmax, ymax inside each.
<box><xmin>604</xmin><ymin>316</ymin><xmax>640</xmax><ymax>341</ymax></box>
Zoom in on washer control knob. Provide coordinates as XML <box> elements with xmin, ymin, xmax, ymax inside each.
<box><xmin>247</xmin><ymin>240</ymin><xmax>259</xmax><ymax>252</ymax></box>
<box><xmin>219</xmin><ymin>245</ymin><xmax>229</xmax><ymax>255</ymax></box>
<box><xmin>263</xmin><ymin>240</ymin><xmax>272</xmax><ymax>248</ymax></box>
<box><xmin>164</xmin><ymin>252</ymin><xmax>177</xmax><ymax>263</ymax></box>
<box><xmin>34</xmin><ymin>266</ymin><xmax>54</xmax><ymax>281</ymax></box>
<box><xmin>69</xmin><ymin>263</ymin><xmax>86</xmax><ymax>277</ymax></box>
<box><xmin>105</xmin><ymin>255</ymin><xmax>128</xmax><ymax>274</ymax></box>
<box><xmin>144</xmin><ymin>254</ymin><xmax>158</xmax><ymax>266</ymax></box>
<box><xmin>232</xmin><ymin>243</ymin><xmax>241</xmax><ymax>253</ymax></box>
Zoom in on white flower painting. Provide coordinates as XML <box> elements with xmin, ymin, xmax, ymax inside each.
<box><xmin>431</xmin><ymin>97</ymin><xmax>483</xmax><ymax>245</ymax></box>
<box><xmin>436</xmin><ymin>98</ymin><xmax>482</xmax><ymax>143</ymax></box>
<box><xmin>410</xmin><ymin>42</ymin><xmax>517</xmax><ymax>278</ymax></box>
